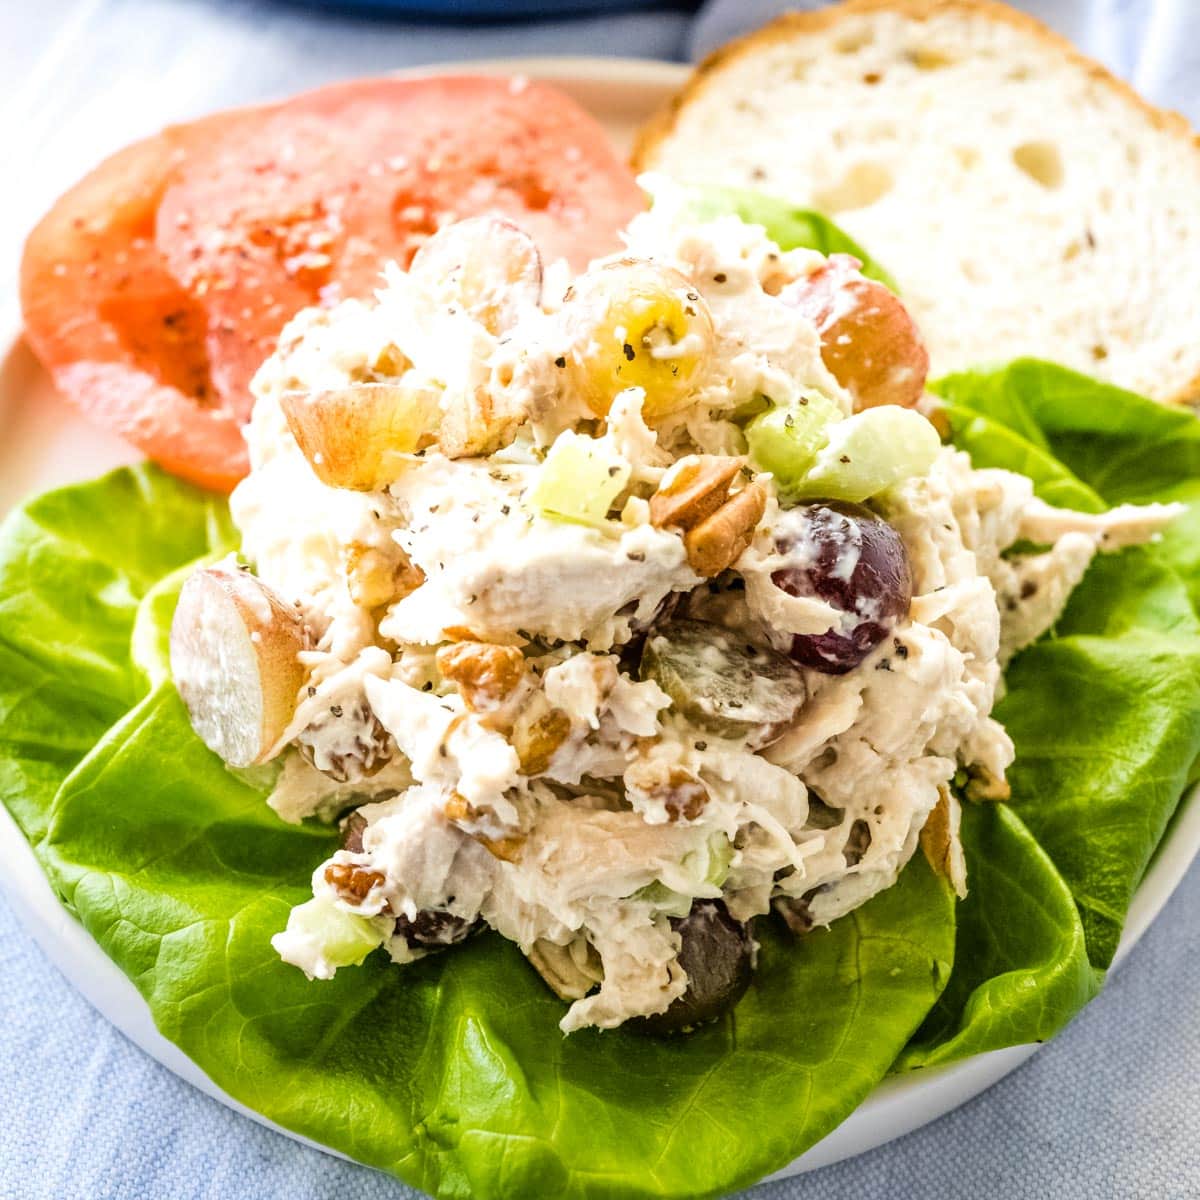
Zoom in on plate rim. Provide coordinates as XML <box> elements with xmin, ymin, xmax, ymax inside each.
<box><xmin>2</xmin><ymin>50</ymin><xmax>1198</xmax><ymax>1191</ymax></box>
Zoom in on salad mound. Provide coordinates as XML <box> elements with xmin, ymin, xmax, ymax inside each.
<box><xmin>164</xmin><ymin>188</ymin><xmax>1178</xmax><ymax>1034</ymax></box>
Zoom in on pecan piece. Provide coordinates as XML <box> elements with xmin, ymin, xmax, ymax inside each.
<box><xmin>512</xmin><ymin>705</ymin><xmax>572</xmax><ymax>776</ymax></box>
<box><xmin>437</xmin><ymin>641</ymin><xmax>527</xmax><ymax>713</ymax></box>
<box><xmin>650</xmin><ymin>455</ymin><xmax>765</xmax><ymax>578</ymax></box>
<box><xmin>963</xmin><ymin>763</ymin><xmax>1011</xmax><ymax>802</ymax></box>
<box><xmin>444</xmin><ymin>793</ymin><xmax>526</xmax><ymax>862</ymax></box>
<box><xmin>437</xmin><ymin>382</ymin><xmax>525</xmax><ymax>459</ymax></box>
<box><xmin>344</xmin><ymin>541</ymin><xmax>424</xmax><ymax>609</ymax></box>
<box><xmin>683</xmin><ymin>482</ymin><xmax>766</xmax><ymax>578</ymax></box>
<box><xmin>627</xmin><ymin>761</ymin><xmax>709</xmax><ymax>822</ymax></box>
<box><xmin>649</xmin><ymin>455</ymin><xmax>742</xmax><ymax>531</ymax></box>
<box><xmin>324</xmin><ymin>861</ymin><xmax>385</xmax><ymax>904</ymax></box>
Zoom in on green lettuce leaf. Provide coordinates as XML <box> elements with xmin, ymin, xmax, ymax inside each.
<box><xmin>1</xmin><ymin>466</ymin><xmax>955</xmax><ymax>1199</ymax></box>
<box><xmin>935</xmin><ymin>359</ymin><xmax>1200</xmax><ymax>605</ymax></box>
<box><xmin>897</xmin><ymin>803</ymin><xmax>1100</xmax><ymax>1070</ymax></box>
<box><xmin>900</xmin><ymin>361</ymin><xmax>1200</xmax><ymax>1069</ymax></box>
<box><xmin>670</xmin><ymin>183</ymin><xmax>897</xmax><ymax>288</ymax></box>
<box><xmin>0</xmin><ymin>465</ymin><xmax>234</xmax><ymax>842</ymax></box>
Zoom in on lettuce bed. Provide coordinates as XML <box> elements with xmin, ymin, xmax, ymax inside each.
<box><xmin>2</xmin><ymin>363</ymin><xmax>1200</xmax><ymax>1198</ymax></box>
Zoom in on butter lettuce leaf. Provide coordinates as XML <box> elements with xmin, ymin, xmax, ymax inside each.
<box><xmin>1</xmin><ymin>467</ymin><xmax>954</xmax><ymax>1199</ymax></box>
<box><xmin>899</xmin><ymin>361</ymin><xmax>1200</xmax><ymax>1070</ymax></box>
<box><xmin>0</xmin><ymin>465</ymin><xmax>234</xmax><ymax>842</ymax></box>
<box><xmin>898</xmin><ymin>803</ymin><xmax>1100</xmax><ymax>1070</ymax></box>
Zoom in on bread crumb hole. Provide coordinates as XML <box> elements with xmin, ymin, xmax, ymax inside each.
<box><xmin>1012</xmin><ymin>141</ymin><xmax>1064</xmax><ymax>189</ymax></box>
<box><xmin>953</xmin><ymin>146</ymin><xmax>980</xmax><ymax>169</ymax></box>
<box><xmin>1125</xmin><ymin>143</ymin><xmax>1140</xmax><ymax>167</ymax></box>
<box><xmin>812</xmin><ymin>162</ymin><xmax>893</xmax><ymax>214</ymax></box>
<box><xmin>863</xmin><ymin>71</ymin><xmax>883</xmax><ymax>85</ymax></box>
<box><xmin>909</xmin><ymin>47</ymin><xmax>955</xmax><ymax>69</ymax></box>
<box><xmin>961</xmin><ymin>260</ymin><xmax>985</xmax><ymax>285</ymax></box>
<box><xmin>835</xmin><ymin>28</ymin><xmax>874</xmax><ymax>53</ymax></box>
<box><xmin>1091</xmin><ymin>345</ymin><xmax>1108</xmax><ymax>362</ymax></box>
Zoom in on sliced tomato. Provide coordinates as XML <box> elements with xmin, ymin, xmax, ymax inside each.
<box><xmin>19</xmin><ymin>120</ymin><xmax>256</xmax><ymax>491</ymax></box>
<box><xmin>20</xmin><ymin>76</ymin><xmax>643</xmax><ymax>492</ymax></box>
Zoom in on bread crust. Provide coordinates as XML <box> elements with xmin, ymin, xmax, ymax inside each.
<box><xmin>632</xmin><ymin>0</ymin><xmax>1200</xmax><ymax>404</ymax></box>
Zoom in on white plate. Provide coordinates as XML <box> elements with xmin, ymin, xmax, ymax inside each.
<box><xmin>2</xmin><ymin>54</ymin><xmax>1199</xmax><ymax>1190</ymax></box>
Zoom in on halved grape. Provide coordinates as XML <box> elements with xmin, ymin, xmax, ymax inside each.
<box><xmin>169</xmin><ymin>565</ymin><xmax>307</xmax><ymax>767</ymax></box>
<box><xmin>564</xmin><ymin>258</ymin><xmax>714</xmax><ymax>418</ymax></box>
<box><xmin>527</xmin><ymin>431</ymin><xmax>631</xmax><ymax>527</ymax></box>
<box><xmin>771</xmin><ymin>502</ymin><xmax>912</xmax><ymax>674</ymax></box>
<box><xmin>280</xmin><ymin>382</ymin><xmax>440</xmax><ymax>492</ymax></box>
<box><xmin>639</xmin><ymin>618</ymin><xmax>806</xmax><ymax>745</ymax></box>
<box><xmin>789</xmin><ymin>405</ymin><xmax>941</xmax><ymax>503</ymax></box>
<box><xmin>744</xmin><ymin>391</ymin><xmax>843</xmax><ymax>494</ymax></box>
<box><xmin>634</xmin><ymin>900</ymin><xmax>753</xmax><ymax>1035</ymax></box>
<box><xmin>782</xmin><ymin>254</ymin><xmax>929</xmax><ymax>412</ymax></box>
<box><xmin>409</xmin><ymin>215</ymin><xmax>543</xmax><ymax>336</ymax></box>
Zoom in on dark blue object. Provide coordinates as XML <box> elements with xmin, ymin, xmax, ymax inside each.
<box><xmin>301</xmin><ymin>0</ymin><xmax>671</xmax><ymax>16</ymax></box>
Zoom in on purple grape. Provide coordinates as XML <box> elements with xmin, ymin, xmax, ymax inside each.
<box><xmin>770</xmin><ymin>501</ymin><xmax>911</xmax><ymax>674</ymax></box>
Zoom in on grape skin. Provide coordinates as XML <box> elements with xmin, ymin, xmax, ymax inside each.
<box><xmin>770</xmin><ymin>502</ymin><xmax>912</xmax><ymax>674</ymax></box>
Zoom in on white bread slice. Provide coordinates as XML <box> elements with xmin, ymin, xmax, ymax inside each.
<box><xmin>634</xmin><ymin>0</ymin><xmax>1200</xmax><ymax>404</ymax></box>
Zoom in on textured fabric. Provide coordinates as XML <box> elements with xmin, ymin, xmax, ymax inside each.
<box><xmin>2</xmin><ymin>2</ymin><xmax>1199</xmax><ymax>1198</ymax></box>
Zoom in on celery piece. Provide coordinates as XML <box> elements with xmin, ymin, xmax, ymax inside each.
<box><xmin>792</xmin><ymin>406</ymin><xmax>941</xmax><ymax>503</ymax></box>
<box><xmin>528</xmin><ymin>432</ymin><xmax>631</xmax><ymax>527</ymax></box>
<box><xmin>287</xmin><ymin>897</ymin><xmax>386</xmax><ymax>969</ymax></box>
<box><xmin>746</xmin><ymin>392</ymin><xmax>843</xmax><ymax>492</ymax></box>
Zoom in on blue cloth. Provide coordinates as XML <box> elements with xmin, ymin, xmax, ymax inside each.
<box><xmin>3</xmin><ymin>3</ymin><xmax>1199</xmax><ymax>1198</ymax></box>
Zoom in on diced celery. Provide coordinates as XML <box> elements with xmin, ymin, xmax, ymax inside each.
<box><xmin>528</xmin><ymin>432</ymin><xmax>632</xmax><ymax>527</ymax></box>
<box><xmin>287</xmin><ymin>896</ymin><xmax>386</xmax><ymax>968</ymax></box>
<box><xmin>634</xmin><ymin>881</ymin><xmax>694</xmax><ymax>918</ymax></box>
<box><xmin>745</xmin><ymin>392</ymin><xmax>843</xmax><ymax>492</ymax></box>
<box><xmin>635</xmin><ymin>835</ymin><xmax>734</xmax><ymax>914</ymax></box>
<box><xmin>790</xmin><ymin>406</ymin><xmax>941</xmax><ymax>503</ymax></box>
<box><xmin>702</xmin><ymin>833</ymin><xmax>734</xmax><ymax>887</ymax></box>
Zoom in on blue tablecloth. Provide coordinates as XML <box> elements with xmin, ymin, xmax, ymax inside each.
<box><xmin>3</xmin><ymin>3</ymin><xmax>1199</xmax><ymax>1197</ymax></box>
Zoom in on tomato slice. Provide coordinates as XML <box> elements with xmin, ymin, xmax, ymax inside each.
<box><xmin>19</xmin><ymin>121</ymin><xmax>255</xmax><ymax>491</ymax></box>
<box><xmin>20</xmin><ymin>76</ymin><xmax>643</xmax><ymax>492</ymax></box>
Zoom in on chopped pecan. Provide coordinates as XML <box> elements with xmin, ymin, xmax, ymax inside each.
<box><xmin>443</xmin><ymin>791</ymin><xmax>473</xmax><ymax>824</ymax></box>
<box><xmin>444</xmin><ymin>792</ymin><xmax>526</xmax><ymax>863</ymax></box>
<box><xmin>649</xmin><ymin>455</ymin><xmax>742</xmax><ymax>531</ymax></box>
<box><xmin>442</xmin><ymin>624</ymin><xmax>526</xmax><ymax>647</ymax></box>
<box><xmin>683</xmin><ymin>482</ymin><xmax>766</xmax><ymax>578</ymax></box>
<box><xmin>627</xmin><ymin>761</ymin><xmax>709</xmax><ymax>822</ymax></box>
<box><xmin>297</xmin><ymin>697</ymin><xmax>393</xmax><ymax>783</ymax></box>
<box><xmin>512</xmin><ymin>705</ymin><xmax>572</xmax><ymax>776</ymax></box>
<box><xmin>478</xmin><ymin>834</ymin><xmax>526</xmax><ymax>863</ymax></box>
<box><xmin>437</xmin><ymin>641</ymin><xmax>527</xmax><ymax>713</ymax></box>
<box><xmin>324</xmin><ymin>861</ymin><xmax>385</xmax><ymax>904</ymax></box>
<box><xmin>650</xmin><ymin>455</ymin><xmax>765</xmax><ymax>578</ymax></box>
<box><xmin>344</xmin><ymin>541</ymin><xmax>424</xmax><ymax>609</ymax></box>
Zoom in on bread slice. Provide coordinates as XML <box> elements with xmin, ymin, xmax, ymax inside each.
<box><xmin>634</xmin><ymin>0</ymin><xmax>1200</xmax><ymax>404</ymax></box>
